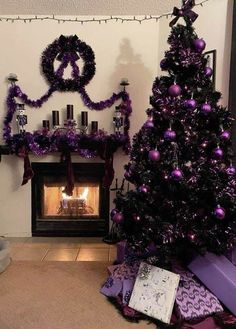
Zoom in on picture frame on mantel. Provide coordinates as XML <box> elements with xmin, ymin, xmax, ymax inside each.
<box><xmin>204</xmin><ymin>49</ymin><xmax>216</xmax><ymax>89</ymax></box>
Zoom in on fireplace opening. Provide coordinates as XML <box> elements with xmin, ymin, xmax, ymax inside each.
<box><xmin>31</xmin><ymin>162</ymin><xmax>109</xmax><ymax>236</ymax></box>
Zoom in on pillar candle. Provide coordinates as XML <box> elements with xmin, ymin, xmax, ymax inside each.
<box><xmin>81</xmin><ymin>111</ymin><xmax>88</xmax><ymax>126</ymax></box>
<box><xmin>42</xmin><ymin>120</ymin><xmax>50</xmax><ymax>129</ymax></box>
<box><xmin>67</xmin><ymin>105</ymin><xmax>74</xmax><ymax>119</ymax></box>
<box><xmin>52</xmin><ymin>110</ymin><xmax>59</xmax><ymax>126</ymax></box>
<box><xmin>91</xmin><ymin>121</ymin><xmax>98</xmax><ymax>132</ymax></box>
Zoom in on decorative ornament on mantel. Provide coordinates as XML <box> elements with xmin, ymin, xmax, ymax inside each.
<box><xmin>2</xmin><ymin>35</ymin><xmax>132</xmax><ymax>194</ymax></box>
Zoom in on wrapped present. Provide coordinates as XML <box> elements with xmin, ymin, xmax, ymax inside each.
<box><xmin>188</xmin><ymin>252</ymin><xmax>236</xmax><ymax>316</ymax></box>
<box><xmin>174</xmin><ymin>266</ymin><xmax>223</xmax><ymax>321</ymax></box>
<box><xmin>226</xmin><ymin>246</ymin><xmax>236</xmax><ymax>265</ymax></box>
<box><xmin>116</xmin><ymin>240</ymin><xmax>127</xmax><ymax>263</ymax></box>
<box><xmin>129</xmin><ymin>262</ymin><xmax>180</xmax><ymax>324</ymax></box>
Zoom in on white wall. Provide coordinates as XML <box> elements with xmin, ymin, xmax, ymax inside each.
<box><xmin>0</xmin><ymin>0</ymin><xmax>233</xmax><ymax>236</ymax></box>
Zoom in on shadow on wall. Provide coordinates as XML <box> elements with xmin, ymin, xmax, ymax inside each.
<box><xmin>109</xmin><ymin>38</ymin><xmax>153</xmax><ymax>134</ymax></box>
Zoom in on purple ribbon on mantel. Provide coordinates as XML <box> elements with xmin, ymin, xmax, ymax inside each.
<box><xmin>169</xmin><ymin>0</ymin><xmax>198</xmax><ymax>27</ymax></box>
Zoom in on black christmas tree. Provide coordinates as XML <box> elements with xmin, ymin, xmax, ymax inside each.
<box><xmin>111</xmin><ymin>0</ymin><xmax>236</xmax><ymax>263</ymax></box>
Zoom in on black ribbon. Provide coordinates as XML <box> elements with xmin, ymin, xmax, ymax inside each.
<box><xmin>57</xmin><ymin>35</ymin><xmax>80</xmax><ymax>61</ymax></box>
<box><xmin>169</xmin><ymin>0</ymin><xmax>198</xmax><ymax>27</ymax></box>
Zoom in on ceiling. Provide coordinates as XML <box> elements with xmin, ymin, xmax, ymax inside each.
<box><xmin>0</xmin><ymin>0</ymin><xmax>182</xmax><ymax>15</ymax></box>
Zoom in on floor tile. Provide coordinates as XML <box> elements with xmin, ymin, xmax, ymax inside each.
<box><xmin>109</xmin><ymin>248</ymin><xmax>117</xmax><ymax>262</ymax></box>
<box><xmin>12</xmin><ymin>248</ymin><xmax>48</xmax><ymax>261</ymax></box>
<box><xmin>77</xmin><ymin>248</ymin><xmax>109</xmax><ymax>261</ymax></box>
<box><xmin>43</xmin><ymin>248</ymin><xmax>79</xmax><ymax>261</ymax></box>
<box><xmin>80</xmin><ymin>243</ymin><xmax>109</xmax><ymax>249</ymax></box>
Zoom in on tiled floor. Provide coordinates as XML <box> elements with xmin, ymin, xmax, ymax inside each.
<box><xmin>8</xmin><ymin>237</ymin><xmax>117</xmax><ymax>262</ymax></box>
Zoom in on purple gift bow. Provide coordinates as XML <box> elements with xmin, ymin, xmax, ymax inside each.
<box><xmin>169</xmin><ymin>0</ymin><xmax>198</xmax><ymax>27</ymax></box>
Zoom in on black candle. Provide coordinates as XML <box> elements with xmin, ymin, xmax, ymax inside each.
<box><xmin>91</xmin><ymin>121</ymin><xmax>98</xmax><ymax>132</ymax></box>
<box><xmin>81</xmin><ymin>111</ymin><xmax>88</xmax><ymax>126</ymax></box>
<box><xmin>52</xmin><ymin>110</ymin><xmax>59</xmax><ymax>126</ymax></box>
<box><xmin>67</xmin><ymin>104</ymin><xmax>73</xmax><ymax>119</ymax></box>
<box><xmin>42</xmin><ymin>120</ymin><xmax>50</xmax><ymax>129</ymax></box>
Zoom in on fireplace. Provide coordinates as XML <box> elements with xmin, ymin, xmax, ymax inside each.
<box><xmin>31</xmin><ymin>162</ymin><xmax>109</xmax><ymax>236</ymax></box>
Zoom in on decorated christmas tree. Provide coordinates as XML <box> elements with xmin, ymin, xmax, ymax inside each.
<box><xmin>112</xmin><ymin>0</ymin><xmax>236</xmax><ymax>264</ymax></box>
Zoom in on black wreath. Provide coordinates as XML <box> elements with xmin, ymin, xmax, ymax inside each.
<box><xmin>41</xmin><ymin>35</ymin><xmax>96</xmax><ymax>91</ymax></box>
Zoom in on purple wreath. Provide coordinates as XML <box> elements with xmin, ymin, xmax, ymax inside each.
<box><xmin>41</xmin><ymin>35</ymin><xmax>96</xmax><ymax>91</ymax></box>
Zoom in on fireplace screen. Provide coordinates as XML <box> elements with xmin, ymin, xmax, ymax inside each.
<box><xmin>43</xmin><ymin>183</ymin><xmax>100</xmax><ymax>218</ymax></box>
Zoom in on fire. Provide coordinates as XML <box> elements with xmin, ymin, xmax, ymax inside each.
<box><xmin>79</xmin><ymin>187</ymin><xmax>89</xmax><ymax>200</ymax></box>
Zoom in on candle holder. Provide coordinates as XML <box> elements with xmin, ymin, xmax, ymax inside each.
<box><xmin>113</xmin><ymin>106</ymin><xmax>123</xmax><ymax>134</ymax></box>
<box><xmin>52</xmin><ymin>110</ymin><xmax>60</xmax><ymax>130</ymax></box>
<box><xmin>16</xmin><ymin>103</ymin><xmax>27</xmax><ymax>133</ymax></box>
<box><xmin>91</xmin><ymin>121</ymin><xmax>98</xmax><ymax>134</ymax></box>
<box><xmin>42</xmin><ymin>120</ymin><xmax>50</xmax><ymax>130</ymax></box>
<box><xmin>120</xmin><ymin>78</ymin><xmax>129</xmax><ymax>91</ymax></box>
<box><xmin>81</xmin><ymin>111</ymin><xmax>88</xmax><ymax>134</ymax></box>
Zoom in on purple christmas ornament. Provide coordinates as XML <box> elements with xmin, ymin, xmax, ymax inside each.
<box><xmin>213</xmin><ymin>146</ymin><xmax>223</xmax><ymax>159</ymax></box>
<box><xmin>168</xmin><ymin>84</ymin><xmax>181</xmax><ymax>97</ymax></box>
<box><xmin>193</xmin><ymin>38</ymin><xmax>206</xmax><ymax>53</ymax></box>
<box><xmin>220</xmin><ymin>130</ymin><xmax>231</xmax><ymax>141</ymax></box>
<box><xmin>226</xmin><ymin>165</ymin><xmax>236</xmax><ymax>176</ymax></box>
<box><xmin>201</xmin><ymin>103</ymin><xmax>212</xmax><ymax>115</ymax></box>
<box><xmin>164</xmin><ymin>128</ymin><xmax>176</xmax><ymax>141</ymax></box>
<box><xmin>112</xmin><ymin>212</ymin><xmax>124</xmax><ymax>224</ymax></box>
<box><xmin>124</xmin><ymin>170</ymin><xmax>131</xmax><ymax>180</ymax></box>
<box><xmin>138</xmin><ymin>185</ymin><xmax>149</xmax><ymax>193</ymax></box>
<box><xmin>171</xmin><ymin>168</ymin><xmax>183</xmax><ymax>180</ymax></box>
<box><xmin>144</xmin><ymin>119</ymin><xmax>154</xmax><ymax>129</ymax></box>
<box><xmin>214</xmin><ymin>206</ymin><xmax>225</xmax><ymax>220</ymax></box>
<box><xmin>148</xmin><ymin>149</ymin><xmax>160</xmax><ymax>161</ymax></box>
<box><xmin>205</xmin><ymin>67</ymin><xmax>213</xmax><ymax>77</ymax></box>
<box><xmin>160</xmin><ymin>58</ymin><xmax>168</xmax><ymax>70</ymax></box>
<box><xmin>187</xmin><ymin>231</ymin><xmax>197</xmax><ymax>242</ymax></box>
<box><xmin>110</xmin><ymin>208</ymin><xmax>119</xmax><ymax>218</ymax></box>
<box><xmin>185</xmin><ymin>99</ymin><xmax>197</xmax><ymax>109</ymax></box>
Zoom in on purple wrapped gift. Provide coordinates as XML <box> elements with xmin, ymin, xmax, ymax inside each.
<box><xmin>188</xmin><ymin>252</ymin><xmax>236</xmax><ymax>316</ymax></box>
<box><xmin>226</xmin><ymin>246</ymin><xmax>236</xmax><ymax>265</ymax></box>
<box><xmin>174</xmin><ymin>266</ymin><xmax>223</xmax><ymax>320</ymax></box>
<box><xmin>116</xmin><ymin>240</ymin><xmax>127</xmax><ymax>263</ymax></box>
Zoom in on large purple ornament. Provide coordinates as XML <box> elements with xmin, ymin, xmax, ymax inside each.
<box><xmin>226</xmin><ymin>165</ymin><xmax>236</xmax><ymax>176</ymax></box>
<box><xmin>220</xmin><ymin>130</ymin><xmax>231</xmax><ymax>141</ymax></box>
<box><xmin>171</xmin><ymin>168</ymin><xmax>183</xmax><ymax>180</ymax></box>
<box><xmin>193</xmin><ymin>38</ymin><xmax>206</xmax><ymax>53</ymax></box>
<box><xmin>185</xmin><ymin>99</ymin><xmax>197</xmax><ymax>109</ymax></box>
<box><xmin>138</xmin><ymin>184</ymin><xmax>149</xmax><ymax>194</ymax></box>
<box><xmin>110</xmin><ymin>208</ymin><xmax>119</xmax><ymax>218</ymax></box>
<box><xmin>144</xmin><ymin>119</ymin><xmax>154</xmax><ymax>129</ymax></box>
<box><xmin>214</xmin><ymin>206</ymin><xmax>225</xmax><ymax>220</ymax></box>
<box><xmin>164</xmin><ymin>128</ymin><xmax>176</xmax><ymax>141</ymax></box>
<box><xmin>201</xmin><ymin>103</ymin><xmax>212</xmax><ymax>115</ymax></box>
<box><xmin>148</xmin><ymin>149</ymin><xmax>160</xmax><ymax>161</ymax></box>
<box><xmin>205</xmin><ymin>67</ymin><xmax>213</xmax><ymax>77</ymax></box>
<box><xmin>168</xmin><ymin>84</ymin><xmax>181</xmax><ymax>97</ymax></box>
<box><xmin>112</xmin><ymin>212</ymin><xmax>124</xmax><ymax>224</ymax></box>
<box><xmin>213</xmin><ymin>146</ymin><xmax>223</xmax><ymax>159</ymax></box>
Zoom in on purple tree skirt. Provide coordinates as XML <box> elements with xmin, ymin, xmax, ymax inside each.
<box><xmin>226</xmin><ymin>246</ymin><xmax>236</xmax><ymax>265</ymax></box>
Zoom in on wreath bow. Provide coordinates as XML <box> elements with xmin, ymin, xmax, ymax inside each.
<box><xmin>169</xmin><ymin>0</ymin><xmax>198</xmax><ymax>27</ymax></box>
<box><xmin>57</xmin><ymin>35</ymin><xmax>80</xmax><ymax>61</ymax></box>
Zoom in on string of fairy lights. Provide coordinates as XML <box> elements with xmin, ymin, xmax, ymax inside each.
<box><xmin>0</xmin><ymin>0</ymin><xmax>210</xmax><ymax>24</ymax></box>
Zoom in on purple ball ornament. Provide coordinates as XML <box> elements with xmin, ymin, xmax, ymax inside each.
<box><xmin>193</xmin><ymin>38</ymin><xmax>206</xmax><ymax>53</ymax></box>
<box><xmin>144</xmin><ymin>119</ymin><xmax>154</xmax><ymax>129</ymax></box>
<box><xmin>171</xmin><ymin>168</ymin><xmax>183</xmax><ymax>181</ymax></box>
<box><xmin>138</xmin><ymin>184</ymin><xmax>150</xmax><ymax>194</ymax></box>
<box><xmin>185</xmin><ymin>98</ymin><xmax>197</xmax><ymax>109</ymax></box>
<box><xmin>148</xmin><ymin>149</ymin><xmax>161</xmax><ymax>161</ymax></box>
<box><xmin>112</xmin><ymin>212</ymin><xmax>124</xmax><ymax>224</ymax></box>
<box><xmin>226</xmin><ymin>165</ymin><xmax>236</xmax><ymax>176</ymax></box>
<box><xmin>220</xmin><ymin>130</ymin><xmax>231</xmax><ymax>141</ymax></box>
<box><xmin>214</xmin><ymin>206</ymin><xmax>226</xmax><ymax>220</ymax></box>
<box><xmin>168</xmin><ymin>84</ymin><xmax>182</xmax><ymax>97</ymax></box>
<box><xmin>205</xmin><ymin>67</ymin><xmax>213</xmax><ymax>77</ymax></box>
<box><xmin>110</xmin><ymin>208</ymin><xmax>119</xmax><ymax>219</ymax></box>
<box><xmin>212</xmin><ymin>146</ymin><xmax>224</xmax><ymax>159</ymax></box>
<box><xmin>201</xmin><ymin>102</ymin><xmax>212</xmax><ymax>115</ymax></box>
<box><xmin>160</xmin><ymin>58</ymin><xmax>168</xmax><ymax>70</ymax></box>
<box><xmin>124</xmin><ymin>170</ymin><xmax>131</xmax><ymax>180</ymax></box>
<box><xmin>164</xmin><ymin>128</ymin><xmax>176</xmax><ymax>141</ymax></box>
